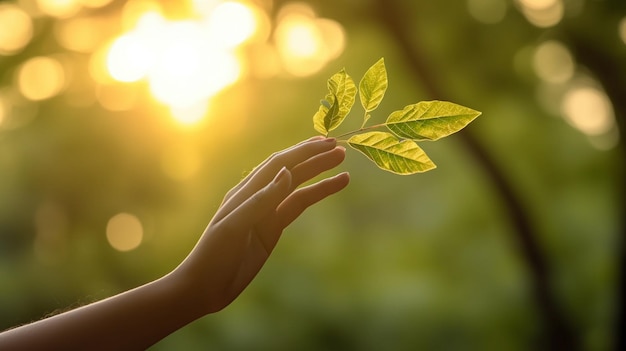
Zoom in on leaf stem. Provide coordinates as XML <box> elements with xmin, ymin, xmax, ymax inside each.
<box><xmin>334</xmin><ymin>123</ymin><xmax>387</xmax><ymax>140</ymax></box>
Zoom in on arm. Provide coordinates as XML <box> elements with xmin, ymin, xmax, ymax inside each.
<box><xmin>0</xmin><ymin>136</ymin><xmax>350</xmax><ymax>350</ymax></box>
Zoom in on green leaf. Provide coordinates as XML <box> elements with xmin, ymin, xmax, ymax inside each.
<box><xmin>359</xmin><ymin>58</ymin><xmax>388</xmax><ymax>113</ymax></box>
<box><xmin>328</xmin><ymin>68</ymin><xmax>357</xmax><ymax>118</ymax></box>
<box><xmin>313</xmin><ymin>94</ymin><xmax>339</xmax><ymax>135</ymax></box>
<box><xmin>347</xmin><ymin>131</ymin><xmax>436</xmax><ymax>175</ymax></box>
<box><xmin>386</xmin><ymin>100</ymin><xmax>482</xmax><ymax>141</ymax></box>
<box><xmin>313</xmin><ymin>69</ymin><xmax>356</xmax><ymax>135</ymax></box>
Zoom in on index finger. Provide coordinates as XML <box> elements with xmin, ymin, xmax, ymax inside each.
<box><xmin>214</xmin><ymin>137</ymin><xmax>338</xmax><ymax>223</ymax></box>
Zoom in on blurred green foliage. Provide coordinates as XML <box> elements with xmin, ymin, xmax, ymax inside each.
<box><xmin>1</xmin><ymin>0</ymin><xmax>624</xmax><ymax>350</ymax></box>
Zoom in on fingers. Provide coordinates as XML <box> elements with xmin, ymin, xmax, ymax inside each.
<box><xmin>276</xmin><ymin>171</ymin><xmax>350</xmax><ymax>229</ymax></box>
<box><xmin>215</xmin><ymin>167</ymin><xmax>293</xmax><ymax>236</ymax></box>
<box><xmin>215</xmin><ymin>137</ymin><xmax>339</xmax><ymax>222</ymax></box>
<box><xmin>289</xmin><ymin>146</ymin><xmax>346</xmax><ymax>187</ymax></box>
<box><xmin>222</xmin><ymin>136</ymin><xmax>324</xmax><ymax>201</ymax></box>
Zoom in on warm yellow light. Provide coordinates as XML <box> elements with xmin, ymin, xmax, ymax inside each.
<box><xmin>467</xmin><ymin>0</ymin><xmax>508</xmax><ymax>24</ymax></box>
<box><xmin>275</xmin><ymin>14</ymin><xmax>325</xmax><ymax>76</ymax></box>
<box><xmin>277</xmin><ymin>2</ymin><xmax>316</xmax><ymax>20</ymax></box>
<box><xmin>516</xmin><ymin>0</ymin><xmax>563</xmax><ymax>27</ymax></box>
<box><xmin>273</xmin><ymin>3</ymin><xmax>345</xmax><ymax>76</ymax></box>
<box><xmin>191</xmin><ymin>0</ymin><xmax>221</xmax><ymax>17</ymax></box>
<box><xmin>79</xmin><ymin>0</ymin><xmax>113</xmax><ymax>9</ymax></box>
<box><xmin>106</xmin><ymin>12</ymin><xmax>165</xmax><ymax>83</ymax></box>
<box><xmin>36</xmin><ymin>0</ymin><xmax>81</xmax><ymax>18</ymax></box>
<box><xmin>17</xmin><ymin>56</ymin><xmax>66</xmax><ymax>101</ymax></box>
<box><xmin>96</xmin><ymin>83</ymin><xmax>138</xmax><ymax>111</ymax></box>
<box><xmin>89</xmin><ymin>45</ymin><xmax>114</xmax><ymax>84</ymax></box>
<box><xmin>316</xmin><ymin>18</ymin><xmax>346</xmax><ymax>61</ymax></box>
<box><xmin>206</xmin><ymin>1</ymin><xmax>259</xmax><ymax>47</ymax></box>
<box><xmin>121</xmin><ymin>0</ymin><xmax>162</xmax><ymax>31</ymax></box>
<box><xmin>561</xmin><ymin>86</ymin><xmax>615</xmax><ymax>136</ymax></box>
<box><xmin>518</xmin><ymin>0</ymin><xmax>557</xmax><ymax>10</ymax></box>
<box><xmin>54</xmin><ymin>17</ymin><xmax>102</xmax><ymax>53</ymax></box>
<box><xmin>105</xmin><ymin>11</ymin><xmax>242</xmax><ymax>112</ymax></box>
<box><xmin>161</xmin><ymin>143</ymin><xmax>203</xmax><ymax>181</ymax></box>
<box><xmin>533</xmin><ymin>40</ymin><xmax>574</xmax><ymax>84</ymax></box>
<box><xmin>289</xmin><ymin>21</ymin><xmax>321</xmax><ymax>56</ymax></box>
<box><xmin>147</xmin><ymin>21</ymin><xmax>241</xmax><ymax>108</ymax></box>
<box><xmin>248</xmin><ymin>43</ymin><xmax>281</xmax><ymax>79</ymax></box>
<box><xmin>0</xmin><ymin>97</ymin><xmax>6</xmax><ymax>127</ymax></box>
<box><xmin>0</xmin><ymin>4</ymin><xmax>33</xmax><ymax>55</ymax></box>
<box><xmin>170</xmin><ymin>100</ymin><xmax>210</xmax><ymax>126</ymax></box>
<box><xmin>107</xmin><ymin>34</ymin><xmax>153</xmax><ymax>82</ymax></box>
<box><xmin>106</xmin><ymin>213</ymin><xmax>144</xmax><ymax>252</ymax></box>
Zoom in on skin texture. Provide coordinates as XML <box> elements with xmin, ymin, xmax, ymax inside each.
<box><xmin>0</xmin><ymin>137</ymin><xmax>350</xmax><ymax>350</ymax></box>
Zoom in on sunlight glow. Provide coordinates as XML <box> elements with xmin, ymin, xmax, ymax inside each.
<box><xmin>170</xmin><ymin>100</ymin><xmax>210</xmax><ymax>126</ymax></box>
<box><xmin>533</xmin><ymin>40</ymin><xmax>575</xmax><ymax>84</ymax></box>
<box><xmin>121</xmin><ymin>0</ymin><xmax>163</xmax><ymax>30</ymax></box>
<box><xmin>96</xmin><ymin>83</ymin><xmax>138</xmax><ymax>111</ymax></box>
<box><xmin>161</xmin><ymin>143</ymin><xmax>203</xmax><ymax>181</ymax></box>
<box><xmin>561</xmin><ymin>86</ymin><xmax>615</xmax><ymax>136</ymax></box>
<box><xmin>79</xmin><ymin>0</ymin><xmax>114</xmax><ymax>9</ymax></box>
<box><xmin>106</xmin><ymin>213</ymin><xmax>144</xmax><ymax>252</ymax></box>
<box><xmin>36</xmin><ymin>0</ymin><xmax>81</xmax><ymax>18</ymax></box>
<box><xmin>100</xmin><ymin>0</ymin><xmax>343</xmax><ymax>123</ymax></box>
<box><xmin>518</xmin><ymin>0</ymin><xmax>556</xmax><ymax>10</ymax></box>
<box><xmin>107</xmin><ymin>33</ymin><xmax>155</xmax><ymax>83</ymax></box>
<box><xmin>89</xmin><ymin>45</ymin><xmax>114</xmax><ymax>84</ymax></box>
<box><xmin>516</xmin><ymin>0</ymin><xmax>563</xmax><ymax>27</ymax></box>
<box><xmin>0</xmin><ymin>97</ymin><xmax>6</xmax><ymax>127</ymax></box>
<box><xmin>248</xmin><ymin>43</ymin><xmax>281</xmax><ymax>79</ymax></box>
<box><xmin>274</xmin><ymin>3</ymin><xmax>345</xmax><ymax>77</ymax></box>
<box><xmin>17</xmin><ymin>56</ymin><xmax>66</xmax><ymax>101</ymax></box>
<box><xmin>192</xmin><ymin>0</ymin><xmax>221</xmax><ymax>16</ymax></box>
<box><xmin>206</xmin><ymin>1</ymin><xmax>259</xmax><ymax>47</ymax></box>
<box><xmin>0</xmin><ymin>4</ymin><xmax>33</xmax><ymax>55</ymax></box>
<box><xmin>146</xmin><ymin>21</ymin><xmax>240</xmax><ymax>108</ymax></box>
<box><xmin>105</xmin><ymin>7</ymin><xmax>245</xmax><ymax>121</ymax></box>
<box><xmin>54</xmin><ymin>16</ymin><xmax>103</xmax><ymax>53</ymax></box>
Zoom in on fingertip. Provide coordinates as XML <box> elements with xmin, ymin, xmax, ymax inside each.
<box><xmin>335</xmin><ymin>145</ymin><xmax>347</xmax><ymax>159</ymax></box>
<box><xmin>335</xmin><ymin>171</ymin><xmax>351</xmax><ymax>188</ymax></box>
<box><xmin>273</xmin><ymin>166</ymin><xmax>292</xmax><ymax>189</ymax></box>
<box><xmin>306</xmin><ymin>135</ymin><xmax>326</xmax><ymax>142</ymax></box>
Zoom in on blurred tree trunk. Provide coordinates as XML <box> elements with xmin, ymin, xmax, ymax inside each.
<box><xmin>564</xmin><ymin>24</ymin><xmax>626</xmax><ymax>351</ymax></box>
<box><xmin>372</xmin><ymin>0</ymin><xmax>580</xmax><ymax>349</ymax></box>
<box><xmin>560</xmin><ymin>1</ymin><xmax>626</xmax><ymax>348</ymax></box>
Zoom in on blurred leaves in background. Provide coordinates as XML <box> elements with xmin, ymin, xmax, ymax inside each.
<box><xmin>0</xmin><ymin>0</ymin><xmax>624</xmax><ymax>350</ymax></box>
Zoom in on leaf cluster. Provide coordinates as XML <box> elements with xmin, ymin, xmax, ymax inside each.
<box><xmin>312</xmin><ymin>58</ymin><xmax>482</xmax><ymax>175</ymax></box>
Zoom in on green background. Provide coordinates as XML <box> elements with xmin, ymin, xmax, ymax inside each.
<box><xmin>1</xmin><ymin>0</ymin><xmax>624</xmax><ymax>349</ymax></box>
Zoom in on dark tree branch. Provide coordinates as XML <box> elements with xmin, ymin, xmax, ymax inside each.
<box><xmin>564</xmin><ymin>31</ymin><xmax>626</xmax><ymax>351</ymax></box>
<box><xmin>372</xmin><ymin>0</ymin><xmax>579</xmax><ymax>349</ymax></box>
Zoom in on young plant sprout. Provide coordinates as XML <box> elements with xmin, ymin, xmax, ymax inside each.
<box><xmin>312</xmin><ymin>58</ymin><xmax>482</xmax><ymax>175</ymax></box>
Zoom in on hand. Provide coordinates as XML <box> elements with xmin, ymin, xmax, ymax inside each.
<box><xmin>174</xmin><ymin>136</ymin><xmax>350</xmax><ymax>313</ymax></box>
<box><xmin>0</xmin><ymin>137</ymin><xmax>350</xmax><ymax>351</ymax></box>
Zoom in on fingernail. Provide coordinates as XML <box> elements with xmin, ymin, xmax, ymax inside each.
<box><xmin>325</xmin><ymin>137</ymin><xmax>336</xmax><ymax>143</ymax></box>
<box><xmin>273</xmin><ymin>167</ymin><xmax>290</xmax><ymax>185</ymax></box>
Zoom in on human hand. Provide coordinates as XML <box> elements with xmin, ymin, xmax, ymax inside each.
<box><xmin>0</xmin><ymin>137</ymin><xmax>349</xmax><ymax>350</ymax></box>
<box><xmin>174</xmin><ymin>137</ymin><xmax>350</xmax><ymax>313</ymax></box>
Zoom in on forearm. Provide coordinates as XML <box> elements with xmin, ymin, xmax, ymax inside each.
<box><xmin>0</xmin><ymin>272</ymin><xmax>206</xmax><ymax>351</ymax></box>
<box><xmin>0</xmin><ymin>137</ymin><xmax>349</xmax><ymax>350</ymax></box>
